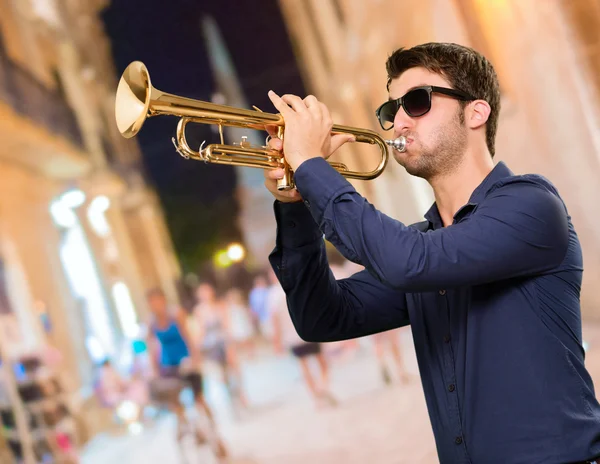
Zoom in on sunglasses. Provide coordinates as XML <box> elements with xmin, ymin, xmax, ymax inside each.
<box><xmin>375</xmin><ymin>86</ymin><xmax>476</xmax><ymax>131</ymax></box>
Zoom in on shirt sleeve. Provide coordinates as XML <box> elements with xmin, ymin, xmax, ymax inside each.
<box><xmin>293</xmin><ymin>157</ymin><xmax>569</xmax><ymax>291</ymax></box>
<box><xmin>269</xmin><ymin>200</ymin><xmax>409</xmax><ymax>342</ymax></box>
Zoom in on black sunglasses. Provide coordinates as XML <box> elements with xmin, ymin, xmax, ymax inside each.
<box><xmin>375</xmin><ymin>86</ymin><xmax>476</xmax><ymax>131</ymax></box>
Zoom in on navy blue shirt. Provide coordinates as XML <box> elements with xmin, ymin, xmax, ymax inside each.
<box><xmin>269</xmin><ymin>158</ymin><xmax>600</xmax><ymax>464</ymax></box>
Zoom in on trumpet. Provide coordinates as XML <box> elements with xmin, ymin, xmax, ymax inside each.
<box><xmin>115</xmin><ymin>61</ymin><xmax>406</xmax><ymax>190</ymax></box>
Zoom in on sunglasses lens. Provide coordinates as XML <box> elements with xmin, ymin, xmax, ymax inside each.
<box><xmin>377</xmin><ymin>100</ymin><xmax>398</xmax><ymax>130</ymax></box>
<box><xmin>403</xmin><ymin>88</ymin><xmax>431</xmax><ymax>117</ymax></box>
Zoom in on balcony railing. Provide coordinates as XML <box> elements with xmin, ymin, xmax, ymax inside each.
<box><xmin>0</xmin><ymin>52</ymin><xmax>83</xmax><ymax>149</ymax></box>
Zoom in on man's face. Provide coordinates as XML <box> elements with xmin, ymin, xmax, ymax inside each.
<box><xmin>388</xmin><ymin>67</ymin><xmax>468</xmax><ymax>180</ymax></box>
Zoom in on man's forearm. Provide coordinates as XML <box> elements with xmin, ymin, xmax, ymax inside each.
<box><xmin>269</xmin><ymin>201</ymin><xmax>409</xmax><ymax>342</ymax></box>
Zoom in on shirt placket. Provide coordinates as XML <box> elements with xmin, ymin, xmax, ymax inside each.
<box><xmin>439</xmin><ymin>288</ymin><xmax>471</xmax><ymax>463</ymax></box>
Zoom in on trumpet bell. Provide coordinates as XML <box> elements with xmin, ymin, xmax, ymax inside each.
<box><xmin>116</xmin><ymin>61</ymin><xmax>153</xmax><ymax>138</ymax></box>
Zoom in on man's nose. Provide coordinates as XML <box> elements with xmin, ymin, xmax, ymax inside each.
<box><xmin>393</xmin><ymin>106</ymin><xmax>413</xmax><ymax>136</ymax></box>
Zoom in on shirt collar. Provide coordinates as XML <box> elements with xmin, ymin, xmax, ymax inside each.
<box><xmin>423</xmin><ymin>161</ymin><xmax>513</xmax><ymax>229</ymax></box>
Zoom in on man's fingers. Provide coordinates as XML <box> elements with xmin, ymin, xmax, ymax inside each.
<box><xmin>265</xmin><ymin>124</ymin><xmax>280</xmax><ymax>139</ymax></box>
<box><xmin>263</xmin><ymin>171</ymin><xmax>302</xmax><ymax>201</ymax></box>
<box><xmin>319</xmin><ymin>102</ymin><xmax>333</xmax><ymax>125</ymax></box>
<box><xmin>264</xmin><ymin>168</ymin><xmax>285</xmax><ymax>180</ymax></box>
<box><xmin>281</xmin><ymin>94</ymin><xmax>308</xmax><ymax>113</ymax></box>
<box><xmin>268</xmin><ymin>91</ymin><xmax>292</xmax><ymax>116</ymax></box>
<box><xmin>330</xmin><ymin>133</ymin><xmax>356</xmax><ymax>153</ymax></box>
<box><xmin>267</xmin><ymin>137</ymin><xmax>283</xmax><ymax>151</ymax></box>
<box><xmin>304</xmin><ymin>95</ymin><xmax>319</xmax><ymax>109</ymax></box>
<box><xmin>287</xmin><ymin>189</ymin><xmax>302</xmax><ymax>201</ymax></box>
<box><xmin>265</xmin><ymin>124</ymin><xmax>283</xmax><ymax>152</ymax></box>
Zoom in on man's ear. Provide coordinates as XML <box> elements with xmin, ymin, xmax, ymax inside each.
<box><xmin>467</xmin><ymin>100</ymin><xmax>491</xmax><ymax>130</ymax></box>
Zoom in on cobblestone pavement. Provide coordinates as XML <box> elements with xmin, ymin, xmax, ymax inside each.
<box><xmin>82</xmin><ymin>323</ymin><xmax>600</xmax><ymax>464</ymax></box>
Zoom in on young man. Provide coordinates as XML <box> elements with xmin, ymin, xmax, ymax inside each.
<box><xmin>263</xmin><ymin>43</ymin><xmax>600</xmax><ymax>464</ymax></box>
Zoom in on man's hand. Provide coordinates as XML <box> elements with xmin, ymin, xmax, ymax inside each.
<box><xmin>263</xmin><ymin>135</ymin><xmax>303</xmax><ymax>203</ymax></box>
<box><xmin>267</xmin><ymin>91</ymin><xmax>355</xmax><ymax>172</ymax></box>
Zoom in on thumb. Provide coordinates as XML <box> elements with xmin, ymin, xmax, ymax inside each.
<box><xmin>330</xmin><ymin>133</ymin><xmax>356</xmax><ymax>153</ymax></box>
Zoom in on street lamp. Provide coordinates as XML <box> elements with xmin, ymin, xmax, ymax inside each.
<box><xmin>212</xmin><ymin>243</ymin><xmax>247</xmax><ymax>292</ymax></box>
<box><xmin>226</xmin><ymin>243</ymin><xmax>245</xmax><ymax>263</ymax></box>
<box><xmin>214</xmin><ymin>249</ymin><xmax>232</xmax><ymax>268</ymax></box>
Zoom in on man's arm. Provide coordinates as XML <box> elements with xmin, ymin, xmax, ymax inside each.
<box><xmin>269</xmin><ymin>201</ymin><xmax>409</xmax><ymax>343</ymax></box>
<box><xmin>294</xmin><ymin>158</ymin><xmax>569</xmax><ymax>291</ymax></box>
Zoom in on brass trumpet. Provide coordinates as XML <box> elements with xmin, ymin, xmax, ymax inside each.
<box><xmin>115</xmin><ymin>61</ymin><xmax>406</xmax><ymax>190</ymax></box>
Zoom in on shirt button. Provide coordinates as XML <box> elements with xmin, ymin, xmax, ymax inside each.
<box><xmin>443</xmin><ymin>334</ymin><xmax>451</xmax><ymax>343</ymax></box>
<box><xmin>448</xmin><ymin>384</ymin><xmax>455</xmax><ymax>392</ymax></box>
<box><xmin>455</xmin><ymin>436</ymin><xmax>463</xmax><ymax>445</ymax></box>
<box><xmin>439</xmin><ymin>289</ymin><xmax>446</xmax><ymax>295</ymax></box>
<box><xmin>288</xmin><ymin>221</ymin><xmax>296</xmax><ymax>228</ymax></box>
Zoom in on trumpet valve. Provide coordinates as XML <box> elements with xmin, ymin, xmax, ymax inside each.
<box><xmin>239</xmin><ymin>136</ymin><xmax>250</xmax><ymax>148</ymax></box>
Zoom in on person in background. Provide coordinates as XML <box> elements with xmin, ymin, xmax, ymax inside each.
<box><xmin>329</xmin><ymin>261</ymin><xmax>360</xmax><ymax>359</ymax></box>
<box><xmin>146</xmin><ymin>288</ymin><xmax>227</xmax><ymax>457</ymax></box>
<box><xmin>94</xmin><ymin>359</ymin><xmax>127</xmax><ymax>408</ymax></box>
<box><xmin>248</xmin><ymin>274</ymin><xmax>269</xmax><ymax>339</ymax></box>
<box><xmin>333</xmin><ymin>260</ymin><xmax>410</xmax><ymax>385</ymax></box>
<box><xmin>267</xmin><ymin>268</ymin><xmax>336</xmax><ymax>408</ymax></box>
<box><xmin>225</xmin><ymin>287</ymin><xmax>256</xmax><ymax>358</ymax></box>
<box><xmin>371</xmin><ymin>330</ymin><xmax>410</xmax><ymax>386</ymax></box>
<box><xmin>191</xmin><ymin>283</ymin><xmax>249</xmax><ymax>410</ymax></box>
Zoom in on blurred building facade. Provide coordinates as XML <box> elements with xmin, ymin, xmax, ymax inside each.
<box><xmin>0</xmin><ymin>0</ymin><xmax>181</xmax><ymax>421</ymax></box>
<box><xmin>278</xmin><ymin>0</ymin><xmax>600</xmax><ymax>318</ymax></box>
<box><xmin>201</xmin><ymin>16</ymin><xmax>277</xmax><ymax>271</ymax></box>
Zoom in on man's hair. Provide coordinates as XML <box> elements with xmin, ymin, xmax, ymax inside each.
<box><xmin>386</xmin><ymin>43</ymin><xmax>500</xmax><ymax>157</ymax></box>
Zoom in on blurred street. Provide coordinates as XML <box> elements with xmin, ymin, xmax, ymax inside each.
<box><xmin>81</xmin><ymin>330</ymin><xmax>438</xmax><ymax>464</ymax></box>
<box><xmin>80</xmin><ymin>323</ymin><xmax>600</xmax><ymax>464</ymax></box>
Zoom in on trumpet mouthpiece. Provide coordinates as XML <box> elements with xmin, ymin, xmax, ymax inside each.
<box><xmin>385</xmin><ymin>137</ymin><xmax>407</xmax><ymax>153</ymax></box>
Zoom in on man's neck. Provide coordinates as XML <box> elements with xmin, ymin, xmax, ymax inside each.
<box><xmin>429</xmin><ymin>152</ymin><xmax>494</xmax><ymax>227</ymax></box>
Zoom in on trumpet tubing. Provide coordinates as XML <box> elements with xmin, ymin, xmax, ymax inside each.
<box><xmin>115</xmin><ymin>61</ymin><xmax>405</xmax><ymax>190</ymax></box>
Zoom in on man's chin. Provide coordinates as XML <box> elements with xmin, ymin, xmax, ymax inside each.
<box><xmin>395</xmin><ymin>156</ymin><xmax>430</xmax><ymax>179</ymax></box>
<box><xmin>404</xmin><ymin>165</ymin><xmax>427</xmax><ymax>178</ymax></box>
<box><xmin>392</xmin><ymin>149</ymin><xmax>411</xmax><ymax>166</ymax></box>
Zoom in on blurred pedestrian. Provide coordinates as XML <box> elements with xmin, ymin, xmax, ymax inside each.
<box><xmin>225</xmin><ymin>287</ymin><xmax>256</xmax><ymax>358</ymax></box>
<box><xmin>267</xmin><ymin>269</ymin><xmax>336</xmax><ymax>408</ymax></box>
<box><xmin>191</xmin><ymin>283</ymin><xmax>249</xmax><ymax>410</ymax></box>
<box><xmin>146</xmin><ymin>288</ymin><xmax>227</xmax><ymax>457</ymax></box>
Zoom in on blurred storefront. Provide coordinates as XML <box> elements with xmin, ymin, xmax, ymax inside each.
<box><xmin>0</xmin><ymin>0</ymin><xmax>181</xmax><ymax>440</ymax></box>
<box><xmin>277</xmin><ymin>0</ymin><xmax>600</xmax><ymax>318</ymax></box>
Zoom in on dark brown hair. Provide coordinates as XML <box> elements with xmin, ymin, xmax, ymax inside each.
<box><xmin>386</xmin><ymin>43</ymin><xmax>500</xmax><ymax>157</ymax></box>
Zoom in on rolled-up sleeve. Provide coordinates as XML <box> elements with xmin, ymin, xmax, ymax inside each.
<box><xmin>269</xmin><ymin>200</ymin><xmax>409</xmax><ymax>342</ymax></box>
<box><xmin>294</xmin><ymin>157</ymin><xmax>569</xmax><ymax>291</ymax></box>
